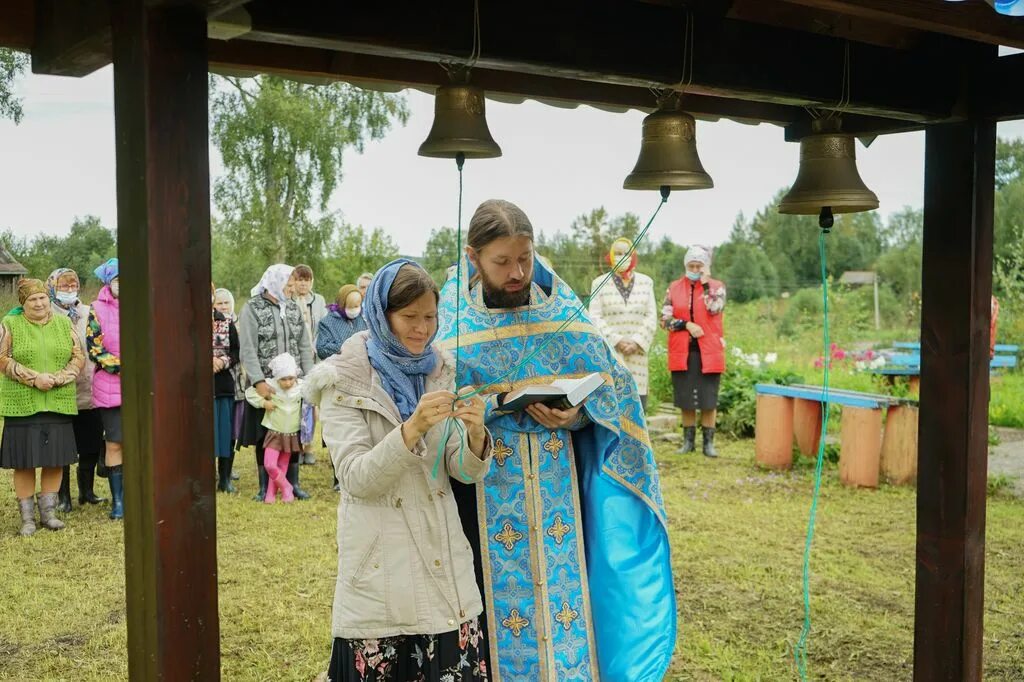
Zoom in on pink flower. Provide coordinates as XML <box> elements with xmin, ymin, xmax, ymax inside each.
<box><xmin>813</xmin><ymin>358</ymin><xmax>824</xmax><ymax>369</ymax></box>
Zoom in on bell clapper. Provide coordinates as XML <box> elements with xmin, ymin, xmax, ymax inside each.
<box><xmin>660</xmin><ymin>185</ymin><xmax>671</xmax><ymax>202</ymax></box>
<box><xmin>818</xmin><ymin>206</ymin><xmax>834</xmax><ymax>232</ymax></box>
<box><xmin>456</xmin><ymin>151</ymin><xmax>466</xmax><ymax>171</ymax></box>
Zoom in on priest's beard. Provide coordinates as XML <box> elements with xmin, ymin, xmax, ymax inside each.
<box><xmin>480</xmin><ymin>271</ymin><xmax>531</xmax><ymax>309</ymax></box>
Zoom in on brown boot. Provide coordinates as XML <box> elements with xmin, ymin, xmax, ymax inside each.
<box><xmin>17</xmin><ymin>497</ymin><xmax>36</xmax><ymax>537</ymax></box>
<box><xmin>36</xmin><ymin>493</ymin><xmax>66</xmax><ymax>531</ymax></box>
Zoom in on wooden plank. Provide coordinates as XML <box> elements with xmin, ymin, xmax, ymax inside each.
<box><xmin>881</xmin><ymin>404</ymin><xmax>919</xmax><ymax>485</ymax></box>
<box><xmin>754</xmin><ymin>394</ymin><xmax>794</xmax><ymax>469</ymax></box>
<box><xmin>239</xmin><ymin>0</ymin><xmax>961</xmax><ymax>121</ymax></box>
<box><xmin>913</xmin><ymin>46</ymin><xmax>996</xmax><ymax>680</ymax></box>
<box><xmin>0</xmin><ymin>0</ymin><xmax>33</xmax><ymax>51</ymax></box>
<box><xmin>754</xmin><ymin>382</ymin><xmax>889</xmax><ymax>409</ymax></box>
<box><xmin>110</xmin><ymin>1</ymin><xmax>220</xmax><ymax>679</ymax></box>
<box><xmin>792</xmin><ymin>398</ymin><xmax>822</xmax><ymax>457</ymax></box>
<box><xmin>32</xmin><ymin>0</ymin><xmax>111</xmax><ymax>77</ymax></box>
<box><xmin>775</xmin><ymin>0</ymin><xmax>1024</xmax><ymax>49</ymax></box>
<box><xmin>989</xmin><ymin>52</ymin><xmax>1024</xmax><ymax>120</ymax></box>
<box><xmin>208</xmin><ymin>39</ymin><xmax>799</xmax><ymax>124</ymax></box>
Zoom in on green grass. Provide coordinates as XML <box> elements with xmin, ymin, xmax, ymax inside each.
<box><xmin>1</xmin><ymin>439</ymin><xmax>1023</xmax><ymax>681</ymax></box>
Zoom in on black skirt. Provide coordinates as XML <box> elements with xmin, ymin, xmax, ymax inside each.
<box><xmin>0</xmin><ymin>412</ymin><xmax>78</xmax><ymax>469</ymax></box>
<box><xmin>327</xmin><ymin>617</ymin><xmax>488</xmax><ymax>682</ymax></box>
<box><xmin>239</xmin><ymin>401</ymin><xmax>267</xmax><ymax>449</ymax></box>
<box><xmin>672</xmin><ymin>347</ymin><xmax>722</xmax><ymax>411</ymax></box>
<box><xmin>72</xmin><ymin>409</ymin><xmax>105</xmax><ymax>456</ymax></box>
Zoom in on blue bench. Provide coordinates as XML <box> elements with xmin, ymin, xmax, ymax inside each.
<box><xmin>754</xmin><ymin>383</ymin><xmax>919</xmax><ymax>487</ymax></box>
<box><xmin>887</xmin><ymin>343</ymin><xmax>1018</xmax><ymax>369</ymax></box>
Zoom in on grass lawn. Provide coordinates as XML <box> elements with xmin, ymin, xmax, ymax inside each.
<box><xmin>1</xmin><ymin>439</ymin><xmax>1022</xmax><ymax>681</ymax></box>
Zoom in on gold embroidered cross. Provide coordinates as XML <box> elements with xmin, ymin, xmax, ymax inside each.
<box><xmin>494</xmin><ymin>522</ymin><xmax>524</xmax><ymax>551</ymax></box>
<box><xmin>502</xmin><ymin>609</ymin><xmax>530</xmax><ymax>637</ymax></box>
<box><xmin>546</xmin><ymin>514</ymin><xmax>571</xmax><ymax>545</ymax></box>
<box><xmin>543</xmin><ymin>433</ymin><xmax>564</xmax><ymax>458</ymax></box>
<box><xmin>555</xmin><ymin>602</ymin><xmax>579</xmax><ymax>631</ymax></box>
<box><xmin>493</xmin><ymin>439</ymin><xmax>514</xmax><ymax>466</ymax></box>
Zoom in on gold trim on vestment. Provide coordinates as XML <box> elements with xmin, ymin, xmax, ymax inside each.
<box><xmin>437</xmin><ymin>321</ymin><xmax>599</xmax><ymax>351</ymax></box>
<box><xmin>568</xmin><ymin>437</ymin><xmax>602</xmax><ymax>680</ymax></box>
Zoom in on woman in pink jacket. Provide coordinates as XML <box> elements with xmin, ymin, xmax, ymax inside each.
<box><xmin>87</xmin><ymin>258</ymin><xmax>124</xmax><ymax>520</ymax></box>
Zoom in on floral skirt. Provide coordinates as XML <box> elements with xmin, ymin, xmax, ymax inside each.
<box><xmin>327</xmin><ymin>617</ymin><xmax>488</xmax><ymax>682</ymax></box>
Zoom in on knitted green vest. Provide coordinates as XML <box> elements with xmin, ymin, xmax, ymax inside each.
<box><xmin>0</xmin><ymin>313</ymin><xmax>78</xmax><ymax>417</ymax></box>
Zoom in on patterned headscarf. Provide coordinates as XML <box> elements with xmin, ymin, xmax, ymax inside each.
<box><xmin>94</xmin><ymin>258</ymin><xmax>119</xmax><ymax>285</ymax></box>
<box><xmin>213</xmin><ymin>287</ymin><xmax>236</xmax><ymax>321</ymax></box>
<box><xmin>684</xmin><ymin>245</ymin><xmax>711</xmax><ymax>268</ymax></box>
<box><xmin>47</xmin><ymin>268</ymin><xmax>82</xmax><ymax>324</ymax></box>
<box><xmin>250</xmin><ymin>264</ymin><xmax>294</xmax><ymax>309</ymax></box>
<box><xmin>365</xmin><ymin>259</ymin><xmax>438</xmax><ymax>421</ymax></box>
<box><xmin>17</xmin><ymin>278</ymin><xmax>48</xmax><ymax>305</ymax></box>
<box><xmin>607</xmin><ymin>236</ymin><xmax>639</xmax><ymax>279</ymax></box>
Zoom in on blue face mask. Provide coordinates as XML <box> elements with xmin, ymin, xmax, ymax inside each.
<box><xmin>685</xmin><ymin>270</ymin><xmax>702</xmax><ymax>282</ymax></box>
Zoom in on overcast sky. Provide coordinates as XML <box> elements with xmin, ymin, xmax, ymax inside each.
<box><xmin>2</xmin><ymin>66</ymin><xmax>1022</xmax><ymax>256</ymax></box>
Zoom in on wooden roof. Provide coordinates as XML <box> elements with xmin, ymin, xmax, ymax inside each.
<box><xmin>2</xmin><ymin>0</ymin><xmax>1023</xmax><ymax>137</ymax></box>
<box><xmin>0</xmin><ymin>245</ymin><xmax>28</xmax><ymax>275</ymax></box>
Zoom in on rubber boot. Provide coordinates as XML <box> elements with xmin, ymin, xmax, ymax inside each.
<box><xmin>56</xmin><ymin>466</ymin><xmax>73</xmax><ymax>513</ymax></box>
<box><xmin>264</xmin><ymin>474</ymin><xmax>278</xmax><ymax>504</ymax></box>
<box><xmin>252</xmin><ymin>465</ymin><xmax>268</xmax><ymax>502</ymax></box>
<box><xmin>217</xmin><ymin>457</ymin><xmax>237</xmax><ymax>494</ymax></box>
<box><xmin>77</xmin><ymin>454</ymin><xmax>107</xmax><ymax>505</ymax></box>
<box><xmin>677</xmin><ymin>426</ymin><xmax>697</xmax><ymax>454</ymax></box>
<box><xmin>18</xmin><ymin>497</ymin><xmax>36</xmax><ymax>537</ymax></box>
<box><xmin>108</xmin><ymin>466</ymin><xmax>124</xmax><ymax>520</ymax></box>
<box><xmin>702</xmin><ymin>427</ymin><xmax>719</xmax><ymax>458</ymax></box>
<box><xmin>287</xmin><ymin>462</ymin><xmax>310</xmax><ymax>500</ymax></box>
<box><xmin>37</xmin><ymin>493</ymin><xmax>66</xmax><ymax>531</ymax></box>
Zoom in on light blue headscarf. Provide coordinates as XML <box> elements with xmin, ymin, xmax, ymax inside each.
<box><xmin>365</xmin><ymin>259</ymin><xmax>438</xmax><ymax>420</ymax></box>
<box><xmin>94</xmin><ymin>258</ymin><xmax>119</xmax><ymax>285</ymax></box>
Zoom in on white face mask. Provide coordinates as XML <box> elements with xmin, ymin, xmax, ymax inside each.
<box><xmin>56</xmin><ymin>291</ymin><xmax>79</xmax><ymax>305</ymax></box>
<box><xmin>345</xmin><ymin>306</ymin><xmax>362</xmax><ymax>318</ymax></box>
<box><xmin>110</xmin><ymin>281</ymin><xmax>120</xmax><ymax>298</ymax></box>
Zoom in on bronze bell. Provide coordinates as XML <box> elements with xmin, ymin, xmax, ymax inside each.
<box><xmin>623</xmin><ymin>97</ymin><xmax>713</xmax><ymax>191</ymax></box>
<box><xmin>418</xmin><ymin>83</ymin><xmax>501</xmax><ymax>159</ymax></box>
<box><xmin>779</xmin><ymin>117</ymin><xmax>878</xmax><ymax>218</ymax></box>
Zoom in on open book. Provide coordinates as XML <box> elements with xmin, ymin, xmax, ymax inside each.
<box><xmin>500</xmin><ymin>372</ymin><xmax>604</xmax><ymax>412</ymax></box>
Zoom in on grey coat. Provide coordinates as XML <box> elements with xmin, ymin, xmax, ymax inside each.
<box><xmin>237</xmin><ymin>294</ymin><xmax>314</xmax><ymax>386</ymax></box>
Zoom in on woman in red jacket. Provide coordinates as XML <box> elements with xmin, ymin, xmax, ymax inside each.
<box><xmin>662</xmin><ymin>245</ymin><xmax>727</xmax><ymax>457</ymax></box>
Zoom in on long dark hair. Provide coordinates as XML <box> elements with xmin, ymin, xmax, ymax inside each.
<box><xmin>388</xmin><ymin>264</ymin><xmax>439</xmax><ymax>311</ymax></box>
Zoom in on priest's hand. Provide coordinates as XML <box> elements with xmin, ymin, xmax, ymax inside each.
<box><xmin>526</xmin><ymin>403</ymin><xmax>582</xmax><ymax>430</ymax></box>
<box><xmin>403</xmin><ymin>390</ymin><xmax>457</xmax><ymax>449</ymax></box>
<box><xmin>453</xmin><ymin>387</ymin><xmax>488</xmax><ymax>458</ymax></box>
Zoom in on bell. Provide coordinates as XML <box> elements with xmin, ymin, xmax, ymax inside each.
<box><xmin>623</xmin><ymin>97</ymin><xmax>713</xmax><ymax>191</ymax></box>
<box><xmin>418</xmin><ymin>82</ymin><xmax>501</xmax><ymax>160</ymax></box>
<box><xmin>779</xmin><ymin>117</ymin><xmax>879</xmax><ymax>217</ymax></box>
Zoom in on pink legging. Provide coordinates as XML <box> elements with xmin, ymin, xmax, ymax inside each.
<box><xmin>263</xmin><ymin>448</ymin><xmax>294</xmax><ymax>503</ymax></box>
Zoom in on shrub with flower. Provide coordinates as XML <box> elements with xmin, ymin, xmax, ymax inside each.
<box><xmin>813</xmin><ymin>343</ymin><xmax>888</xmax><ymax>371</ymax></box>
<box><xmin>731</xmin><ymin>346</ymin><xmax>778</xmax><ymax>369</ymax></box>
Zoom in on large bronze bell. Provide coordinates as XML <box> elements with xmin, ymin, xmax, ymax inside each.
<box><xmin>623</xmin><ymin>97</ymin><xmax>713</xmax><ymax>191</ymax></box>
<box><xmin>779</xmin><ymin>117</ymin><xmax>878</xmax><ymax>218</ymax></box>
<box><xmin>418</xmin><ymin>83</ymin><xmax>501</xmax><ymax>159</ymax></box>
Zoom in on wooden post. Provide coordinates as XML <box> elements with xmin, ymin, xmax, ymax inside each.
<box><xmin>792</xmin><ymin>398</ymin><xmax>822</xmax><ymax>457</ymax></box>
<box><xmin>111</xmin><ymin>2</ymin><xmax>220</xmax><ymax>679</ymax></box>
<box><xmin>881</xmin><ymin>404</ymin><xmax>919</xmax><ymax>485</ymax></box>
<box><xmin>914</xmin><ymin>66</ymin><xmax>996</xmax><ymax>679</ymax></box>
<box><xmin>838</xmin><ymin>406</ymin><xmax>882</xmax><ymax>488</ymax></box>
<box><xmin>754</xmin><ymin>394</ymin><xmax>794</xmax><ymax>469</ymax></box>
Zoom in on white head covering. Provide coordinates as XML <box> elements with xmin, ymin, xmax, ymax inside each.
<box><xmin>268</xmin><ymin>353</ymin><xmax>300</xmax><ymax>380</ymax></box>
<box><xmin>684</xmin><ymin>245</ymin><xmax>711</xmax><ymax>267</ymax></box>
<box><xmin>213</xmin><ymin>287</ymin><xmax>235</xmax><ymax>313</ymax></box>
<box><xmin>250</xmin><ymin>264</ymin><xmax>294</xmax><ymax>307</ymax></box>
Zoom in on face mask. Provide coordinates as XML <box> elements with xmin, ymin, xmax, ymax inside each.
<box><xmin>685</xmin><ymin>270</ymin><xmax>702</xmax><ymax>282</ymax></box>
<box><xmin>345</xmin><ymin>306</ymin><xmax>362</xmax><ymax>318</ymax></box>
<box><xmin>56</xmin><ymin>291</ymin><xmax>79</xmax><ymax>305</ymax></box>
<box><xmin>110</xmin><ymin>281</ymin><xmax>120</xmax><ymax>297</ymax></box>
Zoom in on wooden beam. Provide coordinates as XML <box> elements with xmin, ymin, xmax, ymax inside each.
<box><xmin>239</xmin><ymin>0</ymin><xmax>961</xmax><ymax>122</ymax></box>
<box><xmin>775</xmin><ymin>0</ymin><xmax>1024</xmax><ymax>50</ymax></box>
<box><xmin>914</xmin><ymin>45</ymin><xmax>996</xmax><ymax>682</ymax></box>
<box><xmin>0</xmin><ymin>0</ymin><xmax>33</xmax><ymax>51</ymax></box>
<box><xmin>209</xmin><ymin>39</ymin><xmax>802</xmax><ymax>124</ymax></box>
<box><xmin>32</xmin><ymin>0</ymin><xmax>111</xmax><ymax>77</ymax></box>
<box><xmin>110</xmin><ymin>1</ymin><xmax>220</xmax><ymax>679</ymax></box>
<box><xmin>988</xmin><ymin>52</ymin><xmax>1024</xmax><ymax>120</ymax></box>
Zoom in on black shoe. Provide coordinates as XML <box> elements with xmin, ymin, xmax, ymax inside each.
<box><xmin>677</xmin><ymin>427</ymin><xmax>696</xmax><ymax>454</ymax></box>
<box><xmin>287</xmin><ymin>462</ymin><xmax>311</xmax><ymax>500</ymax></box>
<box><xmin>77</xmin><ymin>459</ymin><xmax>107</xmax><ymax>505</ymax></box>
<box><xmin>57</xmin><ymin>466</ymin><xmax>73</xmax><ymax>513</ymax></box>
<box><xmin>702</xmin><ymin>427</ymin><xmax>719</xmax><ymax>458</ymax></box>
<box><xmin>252</xmin><ymin>465</ymin><xmax>268</xmax><ymax>502</ymax></box>
<box><xmin>217</xmin><ymin>457</ymin><xmax>238</xmax><ymax>494</ymax></box>
<box><xmin>300</xmin><ymin>451</ymin><xmax>316</xmax><ymax>465</ymax></box>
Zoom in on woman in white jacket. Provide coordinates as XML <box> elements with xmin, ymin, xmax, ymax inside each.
<box><xmin>305</xmin><ymin>259</ymin><xmax>493</xmax><ymax>682</ymax></box>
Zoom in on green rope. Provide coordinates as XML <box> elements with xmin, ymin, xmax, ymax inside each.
<box><xmin>794</xmin><ymin>227</ymin><xmax>831</xmax><ymax>679</ymax></box>
<box><xmin>431</xmin><ymin>184</ymin><xmax>670</xmax><ymax>479</ymax></box>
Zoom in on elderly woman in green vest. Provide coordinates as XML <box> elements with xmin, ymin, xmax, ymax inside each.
<box><xmin>0</xmin><ymin>278</ymin><xmax>85</xmax><ymax>536</ymax></box>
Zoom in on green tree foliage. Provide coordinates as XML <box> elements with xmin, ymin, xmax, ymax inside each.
<box><xmin>209</xmin><ymin>74</ymin><xmax>408</xmax><ymax>292</ymax></box>
<box><xmin>0</xmin><ymin>49</ymin><xmax>28</xmax><ymax>123</ymax></box>
<box><xmin>995</xmin><ymin>137</ymin><xmax>1024</xmax><ymax>191</ymax></box>
<box><xmin>0</xmin><ymin>216</ymin><xmax>116</xmax><ymax>285</ymax></box>
<box><xmin>422</xmin><ymin>227</ymin><xmax>460</xmax><ymax>285</ymax></box>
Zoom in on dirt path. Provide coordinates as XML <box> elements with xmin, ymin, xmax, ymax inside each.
<box><xmin>990</xmin><ymin>427</ymin><xmax>1024</xmax><ymax>497</ymax></box>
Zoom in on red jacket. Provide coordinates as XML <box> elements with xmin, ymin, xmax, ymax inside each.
<box><xmin>667</xmin><ymin>277</ymin><xmax>726</xmax><ymax>374</ymax></box>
